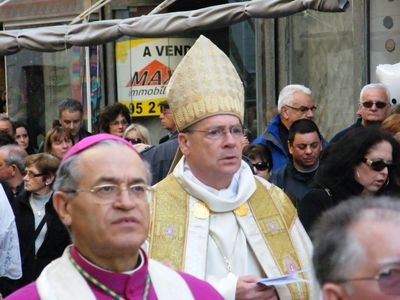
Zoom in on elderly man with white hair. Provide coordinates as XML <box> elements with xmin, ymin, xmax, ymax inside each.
<box><xmin>252</xmin><ymin>84</ymin><xmax>317</xmax><ymax>171</ymax></box>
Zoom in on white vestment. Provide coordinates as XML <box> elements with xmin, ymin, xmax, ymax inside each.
<box><xmin>151</xmin><ymin>158</ymin><xmax>321</xmax><ymax>299</ymax></box>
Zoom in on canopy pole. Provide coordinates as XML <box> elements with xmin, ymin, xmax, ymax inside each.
<box><xmin>148</xmin><ymin>0</ymin><xmax>177</xmax><ymax>15</ymax></box>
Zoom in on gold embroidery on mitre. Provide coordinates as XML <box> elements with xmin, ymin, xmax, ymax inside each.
<box><xmin>166</xmin><ymin>35</ymin><xmax>244</xmax><ymax>131</ymax></box>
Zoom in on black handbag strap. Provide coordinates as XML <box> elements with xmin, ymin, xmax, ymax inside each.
<box><xmin>22</xmin><ymin>214</ymin><xmax>48</xmax><ymax>262</ymax></box>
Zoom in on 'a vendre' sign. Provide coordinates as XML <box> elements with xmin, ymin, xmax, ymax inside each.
<box><xmin>116</xmin><ymin>37</ymin><xmax>195</xmax><ymax>117</ymax></box>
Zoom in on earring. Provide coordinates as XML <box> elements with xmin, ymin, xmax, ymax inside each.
<box><xmin>384</xmin><ymin>177</ymin><xmax>390</xmax><ymax>188</ymax></box>
<box><xmin>356</xmin><ymin>170</ymin><xmax>361</xmax><ymax>179</ymax></box>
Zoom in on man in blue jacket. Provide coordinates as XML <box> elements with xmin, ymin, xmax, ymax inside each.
<box><xmin>252</xmin><ymin>84</ymin><xmax>317</xmax><ymax>172</ymax></box>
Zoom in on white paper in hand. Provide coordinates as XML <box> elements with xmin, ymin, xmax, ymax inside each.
<box><xmin>257</xmin><ymin>271</ymin><xmax>308</xmax><ymax>286</ymax></box>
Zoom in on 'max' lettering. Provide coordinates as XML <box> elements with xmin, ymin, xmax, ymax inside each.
<box><xmin>127</xmin><ymin>70</ymin><xmax>173</xmax><ymax>86</ymax></box>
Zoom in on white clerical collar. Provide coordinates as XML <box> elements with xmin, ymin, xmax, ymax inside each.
<box><xmin>183</xmin><ymin>162</ymin><xmax>239</xmax><ymax>198</ymax></box>
<box><xmin>174</xmin><ymin>158</ymin><xmax>256</xmax><ymax>212</ymax></box>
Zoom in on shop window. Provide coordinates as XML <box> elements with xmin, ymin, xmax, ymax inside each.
<box><xmin>5</xmin><ymin>45</ymin><xmax>101</xmax><ymax>147</ymax></box>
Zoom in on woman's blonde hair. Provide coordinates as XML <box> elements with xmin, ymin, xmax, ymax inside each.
<box><xmin>123</xmin><ymin>123</ymin><xmax>152</xmax><ymax>145</ymax></box>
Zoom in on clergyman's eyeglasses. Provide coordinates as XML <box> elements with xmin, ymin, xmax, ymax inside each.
<box><xmin>185</xmin><ymin>125</ymin><xmax>244</xmax><ymax>140</ymax></box>
<box><xmin>335</xmin><ymin>267</ymin><xmax>400</xmax><ymax>295</ymax></box>
<box><xmin>67</xmin><ymin>184</ymin><xmax>154</xmax><ymax>205</ymax></box>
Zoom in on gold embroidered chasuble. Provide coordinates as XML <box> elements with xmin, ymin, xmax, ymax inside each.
<box><xmin>149</xmin><ymin>174</ymin><xmax>314</xmax><ymax>299</ymax></box>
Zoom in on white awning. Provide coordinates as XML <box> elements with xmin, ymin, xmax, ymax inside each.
<box><xmin>0</xmin><ymin>0</ymin><xmax>350</xmax><ymax>56</ymax></box>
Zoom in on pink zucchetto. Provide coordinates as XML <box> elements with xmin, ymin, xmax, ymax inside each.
<box><xmin>62</xmin><ymin>133</ymin><xmax>135</xmax><ymax>162</ymax></box>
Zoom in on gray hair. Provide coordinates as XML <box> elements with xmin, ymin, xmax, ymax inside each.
<box><xmin>359</xmin><ymin>83</ymin><xmax>391</xmax><ymax>103</ymax></box>
<box><xmin>58</xmin><ymin>98</ymin><xmax>83</xmax><ymax>117</ymax></box>
<box><xmin>0</xmin><ymin>144</ymin><xmax>28</xmax><ymax>173</ymax></box>
<box><xmin>277</xmin><ymin>84</ymin><xmax>312</xmax><ymax>112</ymax></box>
<box><xmin>311</xmin><ymin>196</ymin><xmax>400</xmax><ymax>287</ymax></box>
<box><xmin>53</xmin><ymin>140</ymin><xmax>152</xmax><ymax>193</ymax></box>
<box><xmin>0</xmin><ymin>114</ymin><xmax>16</xmax><ymax>136</ymax></box>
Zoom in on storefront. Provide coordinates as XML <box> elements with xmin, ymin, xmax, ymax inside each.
<box><xmin>0</xmin><ymin>0</ymin><xmax>99</xmax><ymax>148</ymax></box>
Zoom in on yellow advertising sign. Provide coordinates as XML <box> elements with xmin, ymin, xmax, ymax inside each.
<box><xmin>116</xmin><ymin>38</ymin><xmax>196</xmax><ymax>117</ymax></box>
<box><xmin>127</xmin><ymin>98</ymin><xmax>162</xmax><ymax>117</ymax></box>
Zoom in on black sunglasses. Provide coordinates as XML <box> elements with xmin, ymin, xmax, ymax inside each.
<box><xmin>363</xmin><ymin>158</ymin><xmax>392</xmax><ymax>171</ymax></box>
<box><xmin>252</xmin><ymin>162</ymin><xmax>270</xmax><ymax>171</ymax></box>
<box><xmin>124</xmin><ymin>137</ymin><xmax>143</xmax><ymax>144</ymax></box>
<box><xmin>336</xmin><ymin>267</ymin><xmax>400</xmax><ymax>295</ymax></box>
<box><xmin>361</xmin><ymin>101</ymin><xmax>388</xmax><ymax>109</ymax></box>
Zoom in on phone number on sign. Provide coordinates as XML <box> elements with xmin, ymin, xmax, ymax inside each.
<box><xmin>128</xmin><ymin>100</ymin><xmax>162</xmax><ymax>117</ymax></box>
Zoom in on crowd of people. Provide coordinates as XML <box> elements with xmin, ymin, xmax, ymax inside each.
<box><xmin>1</xmin><ymin>35</ymin><xmax>400</xmax><ymax>299</ymax></box>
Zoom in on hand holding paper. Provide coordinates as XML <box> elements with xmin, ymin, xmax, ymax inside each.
<box><xmin>257</xmin><ymin>271</ymin><xmax>308</xmax><ymax>287</ymax></box>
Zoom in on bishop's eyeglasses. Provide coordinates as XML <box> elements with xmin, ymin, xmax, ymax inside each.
<box><xmin>184</xmin><ymin>125</ymin><xmax>245</xmax><ymax>140</ymax></box>
<box><xmin>66</xmin><ymin>183</ymin><xmax>154</xmax><ymax>204</ymax></box>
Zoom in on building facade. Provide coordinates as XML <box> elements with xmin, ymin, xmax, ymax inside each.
<box><xmin>0</xmin><ymin>0</ymin><xmax>399</xmax><ymax>148</ymax></box>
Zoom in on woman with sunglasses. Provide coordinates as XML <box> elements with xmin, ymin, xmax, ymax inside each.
<box><xmin>122</xmin><ymin>123</ymin><xmax>151</xmax><ymax>145</ymax></box>
<box><xmin>123</xmin><ymin>122</ymin><xmax>152</xmax><ymax>153</ymax></box>
<box><xmin>298</xmin><ymin>127</ymin><xmax>400</xmax><ymax>233</ymax></box>
<box><xmin>242</xmin><ymin>144</ymin><xmax>273</xmax><ymax>180</ymax></box>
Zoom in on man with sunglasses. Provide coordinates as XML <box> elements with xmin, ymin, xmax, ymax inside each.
<box><xmin>311</xmin><ymin>196</ymin><xmax>400</xmax><ymax>300</ymax></box>
<box><xmin>330</xmin><ymin>83</ymin><xmax>391</xmax><ymax>144</ymax></box>
<box><xmin>270</xmin><ymin>119</ymin><xmax>322</xmax><ymax>208</ymax></box>
<box><xmin>252</xmin><ymin>84</ymin><xmax>321</xmax><ymax>172</ymax></box>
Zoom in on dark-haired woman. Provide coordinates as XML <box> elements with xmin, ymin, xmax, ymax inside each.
<box><xmin>298</xmin><ymin>127</ymin><xmax>400</xmax><ymax>233</ymax></box>
<box><xmin>99</xmin><ymin>103</ymin><xmax>131</xmax><ymax>137</ymax></box>
<box><xmin>242</xmin><ymin>144</ymin><xmax>273</xmax><ymax>180</ymax></box>
<box><xmin>14</xmin><ymin>122</ymin><xmax>36</xmax><ymax>154</ymax></box>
